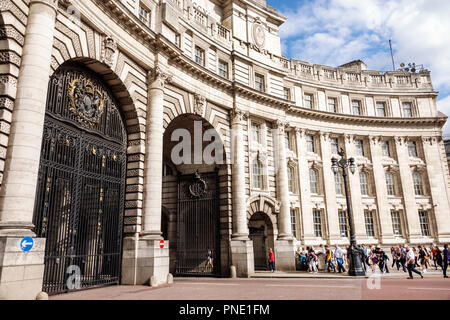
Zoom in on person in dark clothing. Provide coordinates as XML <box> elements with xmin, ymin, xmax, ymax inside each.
<box><xmin>406</xmin><ymin>246</ymin><xmax>423</xmax><ymax>279</ymax></box>
<box><xmin>377</xmin><ymin>248</ymin><xmax>390</xmax><ymax>274</ymax></box>
<box><xmin>432</xmin><ymin>245</ymin><xmax>443</xmax><ymax>271</ymax></box>
<box><xmin>443</xmin><ymin>244</ymin><xmax>449</xmax><ymax>278</ymax></box>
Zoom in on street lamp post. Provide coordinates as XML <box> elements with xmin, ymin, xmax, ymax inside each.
<box><xmin>331</xmin><ymin>148</ymin><xmax>366</xmax><ymax>276</ymax></box>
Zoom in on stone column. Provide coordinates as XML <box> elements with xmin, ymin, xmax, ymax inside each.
<box><xmin>122</xmin><ymin>66</ymin><xmax>171</xmax><ymax>287</ymax></box>
<box><xmin>422</xmin><ymin>137</ymin><xmax>450</xmax><ymax>243</ymax></box>
<box><xmin>295</xmin><ymin>128</ymin><xmax>315</xmax><ymax>243</ymax></box>
<box><xmin>0</xmin><ymin>0</ymin><xmax>57</xmax><ymax>300</ymax></box>
<box><xmin>343</xmin><ymin>135</ymin><xmax>366</xmax><ymax>239</ymax></box>
<box><xmin>230</xmin><ymin>108</ymin><xmax>254</xmax><ymax>277</ymax></box>
<box><xmin>319</xmin><ymin>132</ymin><xmax>341</xmax><ymax>242</ymax></box>
<box><xmin>272</xmin><ymin>120</ymin><xmax>295</xmax><ymax>271</ymax></box>
<box><xmin>368</xmin><ymin>136</ymin><xmax>396</xmax><ymax>245</ymax></box>
<box><xmin>394</xmin><ymin>137</ymin><xmax>422</xmax><ymax>243</ymax></box>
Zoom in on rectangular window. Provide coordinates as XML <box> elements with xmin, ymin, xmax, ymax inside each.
<box><xmin>252</xmin><ymin>161</ymin><xmax>263</xmax><ymax>189</ymax></box>
<box><xmin>313</xmin><ymin>209</ymin><xmax>322</xmax><ymax>237</ymax></box>
<box><xmin>175</xmin><ymin>34</ymin><xmax>181</xmax><ymax>47</ymax></box>
<box><xmin>251</xmin><ymin>122</ymin><xmax>261</xmax><ymax>143</ymax></box>
<box><xmin>218</xmin><ymin>60</ymin><xmax>229</xmax><ymax>79</ymax></box>
<box><xmin>376</xmin><ymin>102</ymin><xmax>386</xmax><ymax>117</ymax></box>
<box><xmin>364</xmin><ymin>210</ymin><xmax>375</xmax><ymax>237</ymax></box>
<box><xmin>309</xmin><ymin>169</ymin><xmax>318</xmax><ymax>194</ymax></box>
<box><xmin>330</xmin><ymin>138</ymin><xmax>339</xmax><ymax>155</ymax></box>
<box><xmin>306</xmin><ymin>135</ymin><xmax>315</xmax><ymax>153</ymax></box>
<box><xmin>402</xmin><ymin>102</ymin><xmax>413</xmax><ymax>118</ymax></box>
<box><xmin>328</xmin><ymin>97</ymin><xmax>337</xmax><ymax>113</ymax></box>
<box><xmin>355</xmin><ymin>139</ymin><xmax>364</xmax><ymax>156</ymax></box>
<box><xmin>194</xmin><ymin>46</ymin><xmax>205</xmax><ymax>66</ymax></box>
<box><xmin>304</xmin><ymin>94</ymin><xmax>313</xmax><ymax>109</ymax></box>
<box><xmin>381</xmin><ymin>141</ymin><xmax>391</xmax><ymax>157</ymax></box>
<box><xmin>338</xmin><ymin>210</ymin><xmax>348</xmax><ymax>237</ymax></box>
<box><xmin>391</xmin><ymin>211</ymin><xmax>402</xmax><ymax>236</ymax></box>
<box><xmin>283</xmin><ymin>88</ymin><xmax>291</xmax><ymax>100</ymax></box>
<box><xmin>290</xmin><ymin>209</ymin><xmax>297</xmax><ymax>238</ymax></box>
<box><xmin>335</xmin><ymin>172</ymin><xmax>343</xmax><ymax>195</ymax></box>
<box><xmin>139</xmin><ymin>6</ymin><xmax>150</xmax><ymax>25</ymax></box>
<box><xmin>255</xmin><ymin>73</ymin><xmax>265</xmax><ymax>92</ymax></box>
<box><xmin>285</xmin><ymin>131</ymin><xmax>291</xmax><ymax>150</ymax></box>
<box><xmin>360</xmin><ymin>172</ymin><xmax>368</xmax><ymax>196</ymax></box>
<box><xmin>418</xmin><ymin>211</ymin><xmax>431</xmax><ymax>236</ymax></box>
<box><xmin>288</xmin><ymin>167</ymin><xmax>295</xmax><ymax>193</ymax></box>
<box><xmin>408</xmin><ymin>141</ymin><xmax>418</xmax><ymax>157</ymax></box>
<box><xmin>352</xmin><ymin>100</ymin><xmax>361</xmax><ymax>115</ymax></box>
<box><xmin>386</xmin><ymin>173</ymin><xmax>395</xmax><ymax>196</ymax></box>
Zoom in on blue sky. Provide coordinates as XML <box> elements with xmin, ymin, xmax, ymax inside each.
<box><xmin>266</xmin><ymin>0</ymin><xmax>450</xmax><ymax>137</ymax></box>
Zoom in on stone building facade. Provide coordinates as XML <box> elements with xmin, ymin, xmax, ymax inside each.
<box><xmin>0</xmin><ymin>0</ymin><xmax>449</xmax><ymax>299</ymax></box>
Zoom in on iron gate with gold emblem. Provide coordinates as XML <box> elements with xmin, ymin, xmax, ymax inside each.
<box><xmin>33</xmin><ymin>64</ymin><xmax>127</xmax><ymax>295</ymax></box>
<box><xmin>176</xmin><ymin>171</ymin><xmax>220</xmax><ymax>276</ymax></box>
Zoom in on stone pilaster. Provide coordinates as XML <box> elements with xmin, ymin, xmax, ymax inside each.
<box><xmin>343</xmin><ymin>134</ymin><xmax>366</xmax><ymax>239</ymax></box>
<box><xmin>230</xmin><ymin>108</ymin><xmax>254</xmax><ymax>277</ymax></box>
<box><xmin>394</xmin><ymin>137</ymin><xmax>422</xmax><ymax>242</ymax></box>
<box><xmin>122</xmin><ymin>64</ymin><xmax>172</xmax><ymax>286</ymax></box>
<box><xmin>295</xmin><ymin>128</ymin><xmax>315</xmax><ymax>242</ymax></box>
<box><xmin>0</xmin><ymin>0</ymin><xmax>57</xmax><ymax>300</ymax></box>
<box><xmin>422</xmin><ymin>137</ymin><xmax>450</xmax><ymax>243</ymax></box>
<box><xmin>319</xmin><ymin>132</ymin><xmax>341</xmax><ymax>242</ymax></box>
<box><xmin>368</xmin><ymin>136</ymin><xmax>396</xmax><ymax>244</ymax></box>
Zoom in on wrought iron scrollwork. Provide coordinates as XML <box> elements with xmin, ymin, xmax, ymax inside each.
<box><xmin>68</xmin><ymin>77</ymin><xmax>105</xmax><ymax>127</ymax></box>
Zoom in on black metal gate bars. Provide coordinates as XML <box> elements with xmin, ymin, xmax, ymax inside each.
<box><xmin>176</xmin><ymin>171</ymin><xmax>220</xmax><ymax>276</ymax></box>
<box><xmin>33</xmin><ymin>65</ymin><xmax>127</xmax><ymax>295</ymax></box>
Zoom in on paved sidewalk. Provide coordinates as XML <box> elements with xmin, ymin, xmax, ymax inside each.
<box><xmin>252</xmin><ymin>268</ymin><xmax>443</xmax><ymax>279</ymax></box>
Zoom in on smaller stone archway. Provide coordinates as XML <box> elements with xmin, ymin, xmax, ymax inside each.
<box><xmin>247</xmin><ymin>196</ymin><xmax>279</xmax><ymax>270</ymax></box>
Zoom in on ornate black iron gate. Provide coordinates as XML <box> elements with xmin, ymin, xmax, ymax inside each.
<box><xmin>176</xmin><ymin>171</ymin><xmax>220</xmax><ymax>276</ymax></box>
<box><xmin>33</xmin><ymin>64</ymin><xmax>127</xmax><ymax>295</ymax></box>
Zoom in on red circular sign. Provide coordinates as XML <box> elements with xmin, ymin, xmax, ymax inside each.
<box><xmin>160</xmin><ymin>240</ymin><xmax>165</xmax><ymax>249</ymax></box>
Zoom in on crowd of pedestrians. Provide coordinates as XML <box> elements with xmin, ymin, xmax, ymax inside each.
<box><xmin>294</xmin><ymin>243</ymin><xmax>450</xmax><ymax>279</ymax></box>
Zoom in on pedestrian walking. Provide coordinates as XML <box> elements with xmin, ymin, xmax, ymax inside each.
<box><xmin>308</xmin><ymin>248</ymin><xmax>318</xmax><ymax>273</ymax></box>
<box><xmin>269</xmin><ymin>248</ymin><xmax>275</xmax><ymax>272</ymax></box>
<box><xmin>334</xmin><ymin>244</ymin><xmax>346</xmax><ymax>273</ymax></box>
<box><xmin>443</xmin><ymin>244</ymin><xmax>449</xmax><ymax>278</ymax></box>
<box><xmin>360</xmin><ymin>245</ymin><xmax>368</xmax><ymax>272</ymax></box>
<box><xmin>405</xmin><ymin>246</ymin><xmax>423</xmax><ymax>279</ymax></box>
<box><xmin>432</xmin><ymin>245</ymin><xmax>443</xmax><ymax>271</ymax></box>
<box><xmin>370</xmin><ymin>246</ymin><xmax>378</xmax><ymax>273</ymax></box>
<box><xmin>325</xmin><ymin>245</ymin><xmax>336</xmax><ymax>272</ymax></box>
<box><xmin>399</xmin><ymin>245</ymin><xmax>407</xmax><ymax>272</ymax></box>
<box><xmin>418</xmin><ymin>245</ymin><xmax>428</xmax><ymax>273</ymax></box>
<box><xmin>205</xmin><ymin>248</ymin><xmax>214</xmax><ymax>271</ymax></box>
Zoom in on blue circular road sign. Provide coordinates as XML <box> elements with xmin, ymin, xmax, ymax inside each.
<box><xmin>20</xmin><ymin>236</ymin><xmax>34</xmax><ymax>252</ymax></box>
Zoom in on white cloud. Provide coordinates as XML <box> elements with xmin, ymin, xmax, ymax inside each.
<box><xmin>277</xmin><ymin>0</ymin><xmax>450</xmax><ymax>135</ymax></box>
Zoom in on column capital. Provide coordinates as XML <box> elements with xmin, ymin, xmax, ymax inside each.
<box><xmin>148</xmin><ymin>66</ymin><xmax>172</xmax><ymax>89</ymax></box>
<box><xmin>31</xmin><ymin>0</ymin><xmax>58</xmax><ymax>9</ymax></box>
<box><xmin>421</xmin><ymin>136</ymin><xmax>439</xmax><ymax>146</ymax></box>
<box><xmin>294</xmin><ymin>127</ymin><xmax>306</xmax><ymax>138</ymax></box>
<box><xmin>273</xmin><ymin>120</ymin><xmax>288</xmax><ymax>134</ymax></box>
<box><xmin>368</xmin><ymin>135</ymin><xmax>382</xmax><ymax>146</ymax></box>
<box><xmin>319</xmin><ymin>131</ymin><xmax>329</xmax><ymax>141</ymax></box>
<box><xmin>394</xmin><ymin>136</ymin><xmax>407</xmax><ymax>146</ymax></box>
<box><xmin>231</xmin><ymin>108</ymin><xmax>248</xmax><ymax>125</ymax></box>
<box><xmin>344</xmin><ymin>134</ymin><xmax>354</xmax><ymax>144</ymax></box>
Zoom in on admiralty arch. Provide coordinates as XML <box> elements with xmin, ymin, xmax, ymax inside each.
<box><xmin>0</xmin><ymin>0</ymin><xmax>449</xmax><ymax>299</ymax></box>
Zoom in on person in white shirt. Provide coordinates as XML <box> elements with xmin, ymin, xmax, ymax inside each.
<box><xmin>334</xmin><ymin>245</ymin><xmax>346</xmax><ymax>273</ymax></box>
<box><xmin>405</xmin><ymin>246</ymin><xmax>423</xmax><ymax>279</ymax></box>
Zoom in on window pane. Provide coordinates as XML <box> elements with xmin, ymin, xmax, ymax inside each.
<box><xmin>386</xmin><ymin>173</ymin><xmax>395</xmax><ymax>196</ymax></box>
<box><xmin>338</xmin><ymin>211</ymin><xmax>348</xmax><ymax>237</ymax></box>
<box><xmin>252</xmin><ymin>161</ymin><xmax>262</xmax><ymax>189</ymax></box>
<box><xmin>328</xmin><ymin>98</ymin><xmax>337</xmax><ymax>113</ymax></box>
<box><xmin>195</xmin><ymin>46</ymin><xmax>205</xmax><ymax>65</ymax></box>
<box><xmin>355</xmin><ymin>140</ymin><xmax>364</xmax><ymax>156</ymax></box>
<box><xmin>381</xmin><ymin>141</ymin><xmax>390</xmax><ymax>157</ymax></box>
<box><xmin>352</xmin><ymin>100</ymin><xmax>361</xmax><ymax>115</ymax></box>
<box><xmin>290</xmin><ymin>209</ymin><xmax>297</xmax><ymax>238</ymax></box>
<box><xmin>255</xmin><ymin>74</ymin><xmax>265</xmax><ymax>92</ymax></box>
<box><xmin>313</xmin><ymin>209</ymin><xmax>322</xmax><ymax>237</ymax></box>
<box><xmin>402</xmin><ymin>102</ymin><xmax>412</xmax><ymax>117</ymax></box>
<box><xmin>304</xmin><ymin>94</ymin><xmax>313</xmax><ymax>109</ymax></box>
<box><xmin>288</xmin><ymin>167</ymin><xmax>294</xmax><ymax>193</ymax></box>
<box><xmin>309</xmin><ymin>169</ymin><xmax>318</xmax><ymax>194</ymax></box>
<box><xmin>408</xmin><ymin>141</ymin><xmax>418</xmax><ymax>157</ymax></box>
<box><xmin>307</xmin><ymin>135</ymin><xmax>315</xmax><ymax>153</ymax></box>
<box><xmin>283</xmin><ymin>88</ymin><xmax>290</xmax><ymax>100</ymax></box>
<box><xmin>331</xmin><ymin>138</ymin><xmax>339</xmax><ymax>155</ymax></box>
<box><xmin>218</xmin><ymin>60</ymin><xmax>228</xmax><ymax>78</ymax></box>
<box><xmin>391</xmin><ymin>211</ymin><xmax>402</xmax><ymax>236</ymax></box>
<box><xmin>360</xmin><ymin>172</ymin><xmax>368</xmax><ymax>195</ymax></box>
<box><xmin>335</xmin><ymin>172</ymin><xmax>343</xmax><ymax>195</ymax></box>
<box><xmin>413</xmin><ymin>172</ymin><xmax>423</xmax><ymax>195</ymax></box>
<box><xmin>376</xmin><ymin>102</ymin><xmax>386</xmax><ymax>117</ymax></box>
<box><xmin>418</xmin><ymin>211</ymin><xmax>431</xmax><ymax>236</ymax></box>
<box><xmin>364</xmin><ymin>211</ymin><xmax>375</xmax><ymax>237</ymax></box>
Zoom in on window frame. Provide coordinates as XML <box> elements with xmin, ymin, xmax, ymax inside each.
<box><xmin>327</xmin><ymin>97</ymin><xmax>338</xmax><ymax>113</ymax></box>
<box><xmin>335</xmin><ymin>172</ymin><xmax>344</xmax><ymax>195</ymax></box>
<box><xmin>309</xmin><ymin>168</ymin><xmax>319</xmax><ymax>194</ymax></box>
<box><xmin>352</xmin><ymin>99</ymin><xmax>362</xmax><ymax>115</ymax></box>
<box><xmin>306</xmin><ymin>134</ymin><xmax>315</xmax><ymax>153</ymax></box>
<box><xmin>194</xmin><ymin>45</ymin><xmax>205</xmax><ymax>66</ymax></box>
<box><xmin>138</xmin><ymin>5</ymin><xmax>150</xmax><ymax>25</ymax></box>
<box><xmin>338</xmin><ymin>210</ymin><xmax>349</xmax><ymax>238</ymax></box>
<box><xmin>218</xmin><ymin>59</ymin><xmax>229</xmax><ymax>79</ymax></box>
<box><xmin>313</xmin><ymin>209</ymin><xmax>323</xmax><ymax>237</ymax></box>
<box><xmin>418</xmin><ymin>211</ymin><xmax>431</xmax><ymax>237</ymax></box>
<box><xmin>251</xmin><ymin>159</ymin><xmax>263</xmax><ymax>190</ymax></box>
<box><xmin>385</xmin><ymin>172</ymin><xmax>396</xmax><ymax>196</ymax></box>
<box><xmin>304</xmin><ymin>93</ymin><xmax>314</xmax><ymax>109</ymax></box>
<box><xmin>355</xmin><ymin>139</ymin><xmax>365</xmax><ymax>157</ymax></box>
<box><xmin>364</xmin><ymin>210</ymin><xmax>375</xmax><ymax>237</ymax></box>
<box><xmin>330</xmin><ymin>137</ymin><xmax>339</xmax><ymax>155</ymax></box>
<box><xmin>254</xmin><ymin>73</ymin><xmax>265</xmax><ymax>92</ymax></box>
<box><xmin>376</xmin><ymin>101</ymin><xmax>387</xmax><ymax>117</ymax></box>
<box><xmin>391</xmin><ymin>211</ymin><xmax>403</xmax><ymax>236</ymax></box>
<box><xmin>381</xmin><ymin>141</ymin><xmax>391</xmax><ymax>157</ymax></box>
<box><xmin>359</xmin><ymin>171</ymin><xmax>369</xmax><ymax>196</ymax></box>
<box><xmin>408</xmin><ymin>141</ymin><xmax>418</xmax><ymax>158</ymax></box>
<box><xmin>290</xmin><ymin>209</ymin><xmax>298</xmax><ymax>238</ymax></box>
<box><xmin>412</xmin><ymin>172</ymin><xmax>424</xmax><ymax>196</ymax></box>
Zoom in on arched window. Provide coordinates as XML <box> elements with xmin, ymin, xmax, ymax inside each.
<box><xmin>252</xmin><ymin>160</ymin><xmax>263</xmax><ymax>189</ymax></box>
<box><xmin>309</xmin><ymin>169</ymin><xmax>318</xmax><ymax>194</ymax></box>
<box><xmin>287</xmin><ymin>166</ymin><xmax>295</xmax><ymax>193</ymax></box>
<box><xmin>385</xmin><ymin>172</ymin><xmax>395</xmax><ymax>196</ymax></box>
<box><xmin>360</xmin><ymin>172</ymin><xmax>369</xmax><ymax>196</ymax></box>
<box><xmin>412</xmin><ymin>172</ymin><xmax>424</xmax><ymax>195</ymax></box>
<box><xmin>334</xmin><ymin>172</ymin><xmax>343</xmax><ymax>195</ymax></box>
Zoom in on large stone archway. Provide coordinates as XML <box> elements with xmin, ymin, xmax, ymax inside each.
<box><xmin>162</xmin><ymin>113</ymin><xmax>230</xmax><ymax>277</ymax></box>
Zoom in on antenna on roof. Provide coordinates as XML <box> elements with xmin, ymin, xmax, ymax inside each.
<box><xmin>389</xmin><ymin>39</ymin><xmax>396</xmax><ymax>71</ymax></box>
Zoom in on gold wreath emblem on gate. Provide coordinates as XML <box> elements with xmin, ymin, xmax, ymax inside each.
<box><xmin>189</xmin><ymin>171</ymin><xmax>207</xmax><ymax>198</ymax></box>
<box><xmin>68</xmin><ymin>78</ymin><xmax>105</xmax><ymax>126</ymax></box>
